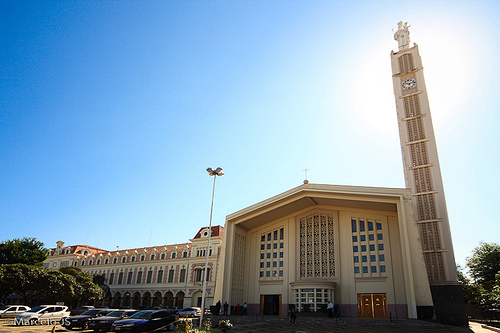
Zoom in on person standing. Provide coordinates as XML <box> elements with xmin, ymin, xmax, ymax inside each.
<box><xmin>243</xmin><ymin>302</ymin><xmax>247</xmax><ymax>315</ymax></box>
<box><xmin>327</xmin><ymin>301</ymin><xmax>334</xmax><ymax>318</ymax></box>
<box><xmin>290</xmin><ymin>307</ymin><xmax>297</xmax><ymax>325</ymax></box>
<box><xmin>223</xmin><ymin>301</ymin><xmax>229</xmax><ymax>316</ymax></box>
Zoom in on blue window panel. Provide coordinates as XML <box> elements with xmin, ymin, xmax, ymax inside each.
<box><xmin>379</xmin><ymin>254</ymin><xmax>385</xmax><ymax>261</ymax></box>
<box><xmin>360</xmin><ymin>221</ymin><xmax>365</xmax><ymax>232</ymax></box>
<box><xmin>273</xmin><ymin>243</ymin><xmax>277</xmax><ymax>249</ymax></box>
<box><xmin>377</xmin><ymin>223</ymin><xmax>382</xmax><ymax>230</ymax></box>
<box><xmin>378</xmin><ymin>244</ymin><xmax>384</xmax><ymax>251</ymax></box>
<box><xmin>351</xmin><ymin>220</ymin><xmax>357</xmax><ymax>232</ymax></box>
<box><xmin>280</xmin><ymin>228</ymin><xmax>284</xmax><ymax>240</ymax></box>
<box><xmin>360</xmin><ymin>235</ymin><xmax>366</xmax><ymax>242</ymax></box>
<box><xmin>267</xmin><ymin>253</ymin><xmax>271</xmax><ymax>259</ymax></box>
<box><xmin>261</xmin><ymin>235</ymin><xmax>265</xmax><ymax>242</ymax></box>
<box><xmin>280</xmin><ymin>252</ymin><xmax>283</xmax><ymax>258</ymax></box>
<box><xmin>370</xmin><ymin>255</ymin><xmax>376</xmax><ymax>262</ymax></box>
<box><xmin>369</xmin><ymin>244</ymin><xmax>375</xmax><ymax>251</ymax></box>
<box><xmin>274</xmin><ymin>230</ymin><xmax>278</xmax><ymax>240</ymax></box>
<box><xmin>380</xmin><ymin>265</ymin><xmax>386</xmax><ymax>273</ymax></box>
<box><xmin>260</xmin><ymin>262</ymin><xmax>264</xmax><ymax>268</ymax></box>
<box><xmin>377</xmin><ymin>233</ymin><xmax>383</xmax><ymax>240</ymax></box>
<box><xmin>354</xmin><ymin>256</ymin><xmax>359</xmax><ymax>263</ymax></box>
<box><xmin>261</xmin><ymin>244</ymin><xmax>265</xmax><ymax>250</ymax></box>
<box><xmin>280</xmin><ymin>243</ymin><xmax>284</xmax><ymax>248</ymax></box>
<box><xmin>267</xmin><ymin>244</ymin><xmax>271</xmax><ymax>249</ymax></box>
<box><xmin>279</xmin><ymin>270</ymin><xmax>283</xmax><ymax>276</ymax></box>
<box><xmin>361</xmin><ymin>245</ymin><xmax>366</xmax><ymax>252</ymax></box>
<box><xmin>353</xmin><ymin>246</ymin><xmax>358</xmax><ymax>252</ymax></box>
<box><xmin>362</xmin><ymin>266</ymin><xmax>368</xmax><ymax>273</ymax></box>
<box><xmin>279</xmin><ymin>261</ymin><xmax>283</xmax><ymax>267</ymax></box>
<box><xmin>352</xmin><ymin>235</ymin><xmax>358</xmax><ymax>243</ymax></box>
<box><xmin>368</xmin><ymin>221</ymin><xmax>373</xmax><ymax>231</ymax></box>
<box><xmin>354</xmin><ymin>267</ymin><xmax>360</xmax><ymax>274</ymax></box>
<box><xmin>260</xmin><ymin>271</ymin><xmax>264</xmax><ymax>277</ymax></box>
<box><xmin>273</xmin><ymin>252</ymin><xmax>277</xmax><ymax>258</ymax></box>
<box><xmin>371</xmin><ymin>266</ymin><xmax>377</xmax><ymax>273</ymax></box>
<box><xmin>369</xmin><ymin>234</ymin><xmax>374</xmax><ymax>241</ymax></box>
<box><xmin>266</xmin><ymin>271</ymin><xmax>270</xmax><ymax>277</ymax></box>
<box><xmin>362</xmin><ymin>256</ymin><xmax>367</xmax><ymax>262</ymax></box>
<box><xmin>260</xmin><ymin>253</ymin><xmax>264</xmax><ymax>259</ymax></box>
<box><xmin>273</xmin><ymin>261</ymin><xmax>277</xmax><ymax>267</ymax></box>
<box><xmin>266</xmin><ymin>262</ymin><xmax>270</xmax><ymax>268</ymax></box>
<box><xmin>268</xmin><ymin>233</ymin><xmax>271</xmax><ymax>241</ymax></box>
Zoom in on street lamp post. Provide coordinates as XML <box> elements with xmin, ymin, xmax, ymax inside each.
<box><xmin>199</xmin><ymin>167</ymin><xmax>224</xmax><ymax>330</ymax></box>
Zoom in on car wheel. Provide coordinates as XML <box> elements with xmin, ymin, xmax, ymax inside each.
<box><xmin>135</xmin><ymin>325</ymin><xmax>146</xmax><ymax>333</ymax></box>
<box><xmin>29</xmin><ymin>318</ymin><xmax>37</xmax><ymax>326</ymax></box>
<box><xmin>82</xmin><ymin>321</ymin><xmax>89</xmax><ymax>330</ymax></box>
<box><xmin>167</xmin><ymin>322</ymin><xmax>175</xmax><ymax>331</ymax></box>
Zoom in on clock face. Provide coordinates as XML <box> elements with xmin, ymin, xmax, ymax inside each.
<box><xmin>402</xmin><ymin>78</ymin><xmax>416</xmax><ymax>90</ymax></box>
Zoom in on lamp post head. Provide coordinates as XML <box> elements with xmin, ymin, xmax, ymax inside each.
<box><xmin>206</xmin><ymin>167</ymin><xmax>224</xmax><ymax>177</ymax></box>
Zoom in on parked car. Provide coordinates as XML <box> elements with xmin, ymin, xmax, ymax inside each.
<box><xmin>70</xmin><ymin>305</ymin><xmax>94</xmax><ymax>316</ymax></box>
<box><xmin>15</xmin><ymin>305</ymin><xmax>70</xmax><ymax>325</ymax></box>
<box><xmin>178</xmin><ymin>307</ymin><xmax>202</xmax><ymax>318</ymax></box>
<box><xmin>111</xmin><ymin>310</ymin><xmax>176</xmax><ymax>332</ymax></box>
<box><xmin>61</xmin><ymin>308</ymin><xmax>114</xmax><ymax>330</ymax></box>
<box><xmin>161</xmin><ymin>306</ymin><xmax>179</xmax><ymax>315</ymax></box>
<box><xmin>0</xmin><ymin>305</ymin><xmax>30</xmax><ymax>318</ymax></box>
<box><xmin>88</xmin><ymin>309</ymin><xmax>137</xmax><ymax>332</ymax></box>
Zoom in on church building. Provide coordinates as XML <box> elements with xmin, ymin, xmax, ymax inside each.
<box><xmin>215</xmin><ymin>184</ymin><xmax>433</xmax><ymax>319</ymax></box>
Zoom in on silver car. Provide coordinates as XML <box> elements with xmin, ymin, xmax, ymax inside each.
<box><xmin>0</xmin><ymin>305</ymin><xmax>30</xmax><ymax>318</ymax></box>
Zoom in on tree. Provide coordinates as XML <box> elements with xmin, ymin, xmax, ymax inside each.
<box><xmin>59</xmin><ymin>267</ymin><xmax>102</xmax><ymax>307</ymax></box>
<box><xmin>0</xmin><ymin>264</ymin><xmax>48</xmax><ymax>303</ymax></box>
<box><xmin>0</xmin><ymin>238</ymin><xmax>48</xmax><ymax>265</ymax></box>
<box><xmin>466</xmin><ymin>242</ymin><xmax>500</xmax><ymax>292</ymax></box>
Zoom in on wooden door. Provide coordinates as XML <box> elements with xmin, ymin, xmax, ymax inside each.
<box><xmin>260</xmin><ymin>295</ymin><xmax>264</xmax><ymax>316</ymax></box>
<box><xmin>358</xmin><ymin>294</ymin><xmax>373</xmax><ymax>318</ymax></box>
<box><xmin>357</xmin><ymin>293</ymin><xmax>388</xmax><ymax>318</ymax></box>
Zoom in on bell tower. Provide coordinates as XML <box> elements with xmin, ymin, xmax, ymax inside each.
<box><xmin>390</xmin><ymin>22</ymin><xmax>467</xmax><ymax>325</ymax></box>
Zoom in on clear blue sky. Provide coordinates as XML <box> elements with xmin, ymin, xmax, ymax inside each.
<box><xmin>1</xmin><ymin>0</ymin><xmax>498</xmax><ymax>269</ymax></box>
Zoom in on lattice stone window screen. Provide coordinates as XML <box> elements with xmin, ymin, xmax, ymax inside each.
<box><xmin>398</xmin><ymin>54</ymin><xmax>414</xmax><ymax>74</ymax></box>
<box><xmin>413</xmin><ymin>167</ymin><xmax>433</xmax><ymax>193</ymax></box>
<box><xmin>403</xmin><ymin>95</ymin><xmax>421</xmax><ymax>118</ymax></box>
<box><xmin>409</xmin><ymin>142</ymin><xmax>429</xmax><ymax>167</ymax></box>
<box><xmin>299</xmin><ymin>214</ymin><xmax>335</xmax><ymax>279</ymax></box>
<box><xmin>406</xmin><ymin>118</ymin><xmax>426</xmax><ymax>142</ymax></box>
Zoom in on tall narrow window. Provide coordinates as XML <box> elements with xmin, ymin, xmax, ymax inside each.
<box><xmin>168</xmin><ymin>269</ymin><xmax>175</xmax><ymax>283</ymax></box>
<box><xmin>157</xmin><ymin>270</ymin><xmax>163</xmax><ymax>283</ymax></box>
<box><xmin>136</xmin><ymin>271</ymin><xmax>143</xmax><ymax>284</ymax></box>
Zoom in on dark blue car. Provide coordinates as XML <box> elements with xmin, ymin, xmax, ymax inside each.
<box><xmin>111</xmin><ymin>310</ymin><xmax>175</xmax><ymax>332</ymax></box>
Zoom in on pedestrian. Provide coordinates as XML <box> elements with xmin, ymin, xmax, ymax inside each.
<box><xmin>216</xmin><ymin>300</ymin><xmax>221</xmax><ymax>315</ymax></box>
<box><xmin>327</xmin><ymin>301</ymin><xmax>334</xmax><ymax>318</ymax></box>
<box><xmin>243</xmin><ymin>302</ymin><xmax>247</xmax><ymax>315</ymax></box>
<box><xmin>290</xmin><ymin>307</ymin><xmax>297</xmax><ymax>325</ymax></box>
<box><xmin>223</xmin><ymin>301</ymin><xmax>229</xmax><ymax>315</ymax></box>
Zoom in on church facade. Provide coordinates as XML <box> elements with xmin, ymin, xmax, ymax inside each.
<box><xmin>214</xmin><ymin>184</ymin><xmax>433</xmax><ymax>319</ymax></box>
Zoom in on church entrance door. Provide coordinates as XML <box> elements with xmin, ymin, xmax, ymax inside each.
<box><xmin>357</xmin><ymin>293</ymin><xmax>387</xmax><ymax>318</ymax></box>
<box><xmin>260</xmin><ymin>295</ymin><xmax>281</xmax><ymax>315</ymax></box>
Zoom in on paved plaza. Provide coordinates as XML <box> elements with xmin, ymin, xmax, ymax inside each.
<box><xmin>0</xmin><ymin>317</ymin><xmax>496</xmax><ymax>333</ymax></box>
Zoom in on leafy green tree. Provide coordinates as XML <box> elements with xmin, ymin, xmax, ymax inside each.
<box><xmin>0</xmin><ymin>238</ymin><xmax>48</xmax><ymax>265</ymax></box>
<box><xmin>59</xmin><ymin>267</ymin><xmax>102</xmax><ymax>307</ymax></box>
<box><xmin>466</xmin><ymin>242</ymin><xmax>500</xmax><ymax>292</ymax></box>
<box><xmin>0</xmin><ymin>264</ymin><xmax>48</xmax><ymax>303</ymax></box>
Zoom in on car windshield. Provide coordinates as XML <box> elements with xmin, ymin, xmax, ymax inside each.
<box><xmin>81</xmin><ymin>309</ymin><xmax>101</xmax><ymax>316</ymax></box>
<box><xmin>129</xmin><ymin>311</ymin><xmax>152</xmax><ymax>319</ymax></box>
<box><xmin>27</xmin><ymin>306</ymin><xmax>44</xmax><ymax>313</ymax></box>
<box><xmin>106</xmin><ymin>311</ymin><xmax>125</xmax><ymax>317</ymax></box>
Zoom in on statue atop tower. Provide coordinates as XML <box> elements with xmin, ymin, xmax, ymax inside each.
<box><xmin>394</xmin><ymin>21</ymin><xmax>411</xmax><ymax>51</ymax></box>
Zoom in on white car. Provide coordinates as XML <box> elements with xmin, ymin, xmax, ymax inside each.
<box><xmin>15</xmin><ymin>305</ymin><xmax>70</xmax><ymax>325</ymax></box>
<box><xmin>177</xmin><ymin>307</ymin><xmax>202</xmax><ymax>318</ymax></box>
<box><xmin>0</xmin><ymin>305</ymin><xmax>30</xmax><ymax>318</ymax></box>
